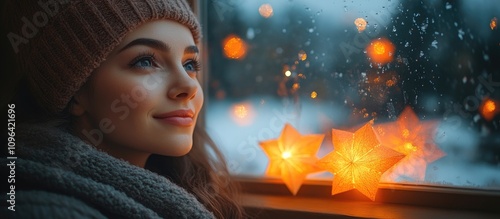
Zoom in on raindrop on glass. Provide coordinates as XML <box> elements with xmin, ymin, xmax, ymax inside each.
<box><xmin>246</xmin><ymin>28</ymin><xmax>255</xmax><ymax>40</ymax></box>
<box><xmin>445</xmin><ymin>2</ymin><xmax>452</xmax><ymax>10</ymax></box>
<box><xmin>431</xmin><ymin>40</ymin><xmax>438</xmax><ymax>49</ymax></box>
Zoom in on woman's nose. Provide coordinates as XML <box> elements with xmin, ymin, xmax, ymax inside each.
<box><xmin>167</xmin><ymin>67</ymin><xmax>198</xmax><ymax>101</ymax></box>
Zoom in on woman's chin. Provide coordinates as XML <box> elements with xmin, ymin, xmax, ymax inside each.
<box><xmin>156</xmin><ymin>143</ymin><xmax>193</xmax><ymax>157</ymax></box>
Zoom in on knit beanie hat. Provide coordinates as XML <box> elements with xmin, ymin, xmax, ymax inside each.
<box><xmin>3</xmin><ymin>0</ymin><xmax>201</xmax><ymax>113</ymax></box>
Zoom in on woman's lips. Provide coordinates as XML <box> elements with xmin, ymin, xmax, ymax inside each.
<box><xmin>153</xmin><ymin>110</ymin><xmax>194</xmax><ymax>127</ymax></box>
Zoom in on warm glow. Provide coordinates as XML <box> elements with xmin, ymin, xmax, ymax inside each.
<box><xmin>292</xmin><ymin>83</ymin><xmax>300</xmax><ymax>90</ymax></box>
<box><xmin>284</xmin><ymin>70</ymin><xmax>292</xmax><ymax>77</ymax></box>
<box><xmin>374</xmin><ymin>106</ymin><xmax>445</xmax><ymax>182</ymax></box>
<box><xmin>230</xmin><ymin>103</ymin><xmax>254</xmax><ymax>126</ymax></box>
<box><xmin>259</xmin><ymin>3</ymin><xmax>274</xmax><ymax>18</ymax></box>
<box><xmin>480</xmin><ymin>98</ymin><xmax>500</xmax><ymax>121</ymax></box>
<box><xmin>484</xmin><ymin>100</ymin><xmax>496</xmax><ymax>113</ymax></box>
<box><xmin>260</xmin><ymin>124</ymin><xmax>325</xmax><ymax>195</ymax></box>
<box><xmin>354</xmin><ymin>18</ymin><xmax>367</xmax><ymax>33</ymax></box>
<box><xmin>282</xmin><ymin>151</ymin><xmax>292</xmax><ymax>159</ymax></box>
<box><xmin>316</xmin><ymin>122</ymin><xmax>405</xmax><ymax>201</ymax></box>
<box><xmin>223</xmin><ymin>35</ymin><xmax>248</xmax><ymax>60</ymax></box>
<box><xmin>491</xmin><ymin>17</ymin><xmax>497</xmax><ymax>30</ymax></box>
<box><xmin>310</xmin><ymin>91</ymin><xmax>318</xmax><ymax>99</ymax></box>
<box><xmin>366</xmin><ymin>38</ymin><xmax>395</xmax><ymax>64</ymax></box>
<box><xmin>385</xmin><ymin>79</ymin><xmax>396</xmax><ymax>87</ymax></box>
<box><xmin>402</xmin><ymin>129</ymin><xmax>410</xmax><ymax>138</ymax></box>
<box><xmin>298</xmin><ymin>50</ymin><xmax>307</xmax><ymax>61</ymax></box>
<box><xmin>234</xmin><ymin>105</ymin><xmax>248</xmax><ymax>118</ymax></box>
<box><xmin>404</xmin><ymin>142</ymin><xmax>417</xmax><ymax>152</ymax></box>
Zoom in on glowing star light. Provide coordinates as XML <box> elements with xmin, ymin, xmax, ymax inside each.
<box><xmin>260</xmin><ymin>123</ymin><xmax>325</xmax><ymax>195</ymax></box>
<box><xmin>374</xmin><ymin>106</ymin><xmax>445</xmax><ymax>182</ymax></box>
<box><xmin>317</xmin><ymin>122</ymin><xmax>405</xmax><ymax>201</ymax></box>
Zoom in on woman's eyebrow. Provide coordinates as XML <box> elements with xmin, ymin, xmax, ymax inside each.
<box><xmin>118</xmin><ymin>38</ymin><xmax>171</xmax><ymax>53</ymax></box>
<box><xmin>184</xmin><ymin>45</ymin><xmax>199</xmax><ymax>54</ymax></box>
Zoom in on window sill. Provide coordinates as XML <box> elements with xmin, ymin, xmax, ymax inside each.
<box><xmin>236</xmin><ymin>176</ymin><xmax>500</xmax><ymax>219</ymax></box>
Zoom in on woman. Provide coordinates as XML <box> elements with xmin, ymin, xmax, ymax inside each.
<box><xmin>1</xmin><ymin>0</ymin><xmax>244</xmax><ymax>218</ymax></box>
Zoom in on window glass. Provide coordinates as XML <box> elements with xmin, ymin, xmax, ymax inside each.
<box><xmin>204</xmin><ymin>0</ymin><xmax>500</xmax><ymax>189</ymax></box>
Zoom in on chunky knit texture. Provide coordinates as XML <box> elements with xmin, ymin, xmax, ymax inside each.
<box><xmin>3</xmin><ymin>0</ymin><xmax>201</xmax><ymax>113</ymax></box>
<box><xmin>1</xmin><ymin>124</ymin><xmax>214</xmax><ymax>218</ymax></box>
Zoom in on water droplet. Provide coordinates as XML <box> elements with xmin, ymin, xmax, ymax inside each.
<box><xmin>484</xmin><ymin>53</ymin><xmax>490</xmax><ymax>61</ymax></box>
<box><xmin>308</xmin><ymin>28</ymin><xmax>314</xmax><ymax>33</ymax></box>
<box><xmin>246</xmin><ymin>28</ymin><xmax>255</xmax><ymax>40</ymax></box>
<box><xmin>458</xmin><ymin>29</ymin><xmax>464</xmax><ymax>40</ymax></box>
<box><xmin>445</xmin><ymin>2</ymin><xmax>452</xmax><ymax>10</ymax></box>
<box><xmin>431</xmin><ymin>40</ymin><xmax>438</xmax><ymax>49</ymax></box>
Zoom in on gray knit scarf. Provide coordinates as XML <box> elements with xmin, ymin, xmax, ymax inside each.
<box><xmin>9</xmin><ymin>123</ymin><xmax>215</xmax><ymax>218</ymax></box>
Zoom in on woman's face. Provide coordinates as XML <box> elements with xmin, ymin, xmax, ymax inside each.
<box><xmin>73</xmin><ymin>20</ymin><xmax>203</xmax><ymax>166</ymax></box>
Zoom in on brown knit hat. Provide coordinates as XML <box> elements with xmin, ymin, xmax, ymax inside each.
<box><xmin>3</xmin><ymin>0</ymin><xmax>201</xmax><ymax>113</ymax></box>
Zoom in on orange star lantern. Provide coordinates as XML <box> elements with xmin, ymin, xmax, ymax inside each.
<box><xmin>317</xmin><ymin>122</ymin><xmax>405</xmax><ymax>201</ymax></box>
<box><xmin>260</xmin><ymin>123</ymin><xmax>325</xmax><ymax>195</ymax></box>
<box><xmin>374</xmin><ymin>106</ymin><xmax>445</xmax><ymax>182</ymax></box>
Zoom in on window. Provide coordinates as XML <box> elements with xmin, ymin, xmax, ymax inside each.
<box><xmin>201</xmin><ymin>0</ymin><xmax>500</xmax><ymax>192</ymax></box>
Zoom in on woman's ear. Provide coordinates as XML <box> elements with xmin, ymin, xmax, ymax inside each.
<box><xmin>70</xmin><ymin>89</ymin><xmax>88</xmax><ymax>116</ymax></box>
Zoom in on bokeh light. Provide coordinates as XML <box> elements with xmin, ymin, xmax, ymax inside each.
<box><xmin>480</xmin><ymin>98</ymin><xmax>500</xmax><ymax>121</ymax></box>
<box><xmin>230</xmin><ymin>102</ymin><xmax>255</xmax><ymax>126</ymax></box>
<box><xmin>259</xmin><ymin>3</ymin><xmax>274</xmax><ymax>18</ymax></box>
<box><xmin>491</xmin><ymin>17</ymin><xmax>497</xmax><ymax>30</ymax></box>
<box><xmin>310</xmin><ymin>91</ymin><xmax>318</xmax><ymax>99</ymax></box>
<box><xmin>298</xmin><ymin>50</ymin><xmax>307</xmax><ymax>61</ymax></box>
<box><xmin>354</xmin><ymin>18</ymin><xmax>367</xmax><ymax>33</ymax></box>
<box><xmin>284</xmin><ymin>70</ymin><xmax>292</xmax><ymax>77</ymax></box>
<box><xmin>223</xmin><ymin>35</ymin><xmax>248</xmax><ymax>60</ymax></box>
<box><xmin>366</xmin><ymin>38</ymin><xmax>395</xmax><ymax>64</ymax></box>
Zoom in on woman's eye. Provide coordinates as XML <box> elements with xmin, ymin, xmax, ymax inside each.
<box><xmin>129</xmin><ymin>54</ymin><xmax>157</xmax><ymax>69</ymax></box>
<box><xmin>183</xmin><ymin>60</ymin><xmax>201</xmax><ymax>73</ymax></box>
<box><xmin>134</xmin><ymin>58</ymin><xmax>153</xmax><ymax>68</ymax></box>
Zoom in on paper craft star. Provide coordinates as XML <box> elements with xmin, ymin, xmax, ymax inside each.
<box><xmin>317</xmin><ymin>122</ymin><xmax>405</xmax><ymax>201</ymax></box>
<box><xmin>259</xmin><ymin>123</ymin><xmax>325</xmax><ymax>195</ymax></box>
<box><xmin>374</xmin><ymin>106</ymin><xmax>445</xmax><ymax>182</ymax></box>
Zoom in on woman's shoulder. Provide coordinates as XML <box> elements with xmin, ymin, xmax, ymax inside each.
<box><xmin>2</xmin><ymin>190</ymin><xmax>107</xmax><ymax>219</ymax></box>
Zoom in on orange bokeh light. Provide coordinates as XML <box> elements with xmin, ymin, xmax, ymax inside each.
<box><xmin>366</xmin><ymin>38</ymin><xmax>395</xmax><ymax>64</ymax></box>
<box><xmin>259</xmin><ymin>3</ymin><xmax>274</xmax><ymax>18</ymax></box>
<box><xmin>310</xmin><ymin>91</ymin><xmax>318</xmax><ymax>99</ymax></box>
<box><xmin>480</xmin><ymin>98</ymin><xmax>500</xmax><ymax>121</ymax></box>
<box><xmin>223</xmin><ymin>35</ymin><xmax>248</xmax><ymax>60</ymax></box>
<box><xmin>491</xmin><ymin>17</ymin><xmax>497</xmax><ymax>30</ymax></box>
<box><xmin>230</xmin><ymin>102</ymin><xmax>254</xmax><ymax>126</ymax></box>
<box><xmin>354</xmin><ymin>18</ymin><xmax>367</xmax><ymax>33</ymax></box>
